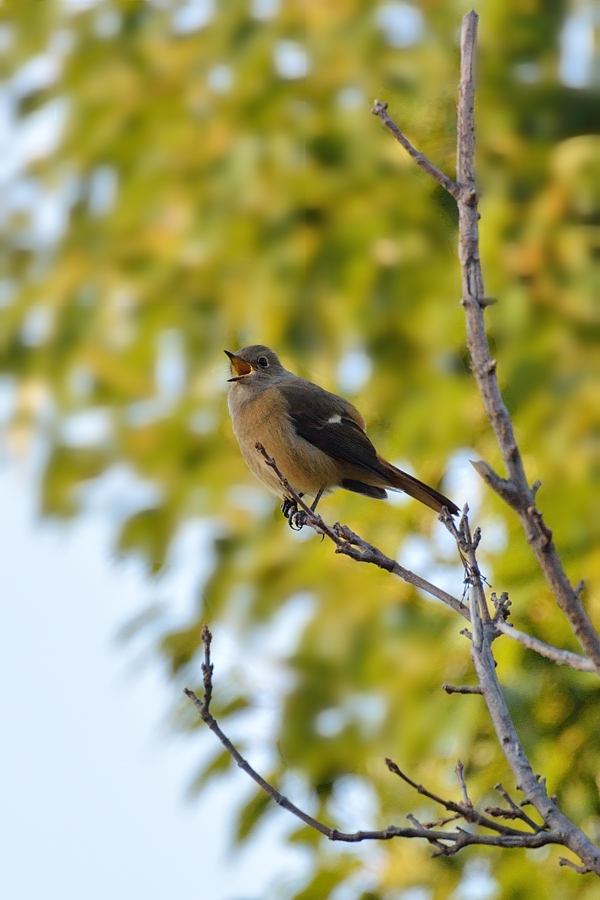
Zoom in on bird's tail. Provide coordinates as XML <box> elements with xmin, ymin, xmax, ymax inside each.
<box><xmin>377</xmin><ymin>456</ymin><xmax>459</xmax><ymax>516</ymax></box>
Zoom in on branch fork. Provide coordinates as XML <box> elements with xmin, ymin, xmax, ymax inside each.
<box><xmin>185</xmin><ymin>627</ymin><xmax>566</xmax><ymax>858</ymax></box>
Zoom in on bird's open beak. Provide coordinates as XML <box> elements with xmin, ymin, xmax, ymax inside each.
<box><xmin>224</xmin><ymin>350</ymin><xmax>253</xmax><ymax>381</ymax></box>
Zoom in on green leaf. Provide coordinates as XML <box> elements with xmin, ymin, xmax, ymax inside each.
<box><xmin>234</xmin><ymin>787</ymin><xmax>273</xmax><ymax>844</ymax></box>
<box><xmin>188</xmin><ymin>749</ymin><xmax>234</xmax><ymax>795</ymax></box>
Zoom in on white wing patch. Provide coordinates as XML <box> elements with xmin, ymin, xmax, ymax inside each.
<box><xmin>327</xmin><ymin>414</ymin><xmax>343</xmax><ymax>424</ymax></box>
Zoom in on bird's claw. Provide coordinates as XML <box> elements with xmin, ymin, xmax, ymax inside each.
<box><xmin>281</xmin><ymin>497</ymin><xmax>297</xmax><ymax>519</ymax></box>
<box><xmin>289</xmin><ymin>509</ymin><xmax>308</xmax><ymax>531</ymax></box>
<box><xmin>281</xmin><ymin>495</ymin><xmax>308</xmax><ymax>530</ymax></box>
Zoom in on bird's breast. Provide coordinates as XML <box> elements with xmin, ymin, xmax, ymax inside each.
<box><xmin>228</xmin><ymin>384</ymin><xmax>338</xmax><ymax>498</ymax></box>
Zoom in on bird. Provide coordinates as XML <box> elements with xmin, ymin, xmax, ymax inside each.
<box><xmin>225</xmin><ymin>345</ymin><xmax>459</xmax><ymax>526</ymax></box>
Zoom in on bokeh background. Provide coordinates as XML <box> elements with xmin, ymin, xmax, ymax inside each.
<box><xmin>1</xmin><ymin>0</ymin><xmax>599</xmax><ymax>898</ymax></box>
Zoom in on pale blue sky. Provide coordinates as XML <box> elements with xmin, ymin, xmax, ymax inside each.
<box><xmin>0</xmin><ymin>463</ymin><xmax>311</xmax><ymax>900</ymax></box>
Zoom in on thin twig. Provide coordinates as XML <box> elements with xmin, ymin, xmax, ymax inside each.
<box><xmin>371</xmin><ymin>100</ymin><xmax>461</xmax><ymax>199</ymax></box>
<box><xmin>455</xmin><ymin>761</ymin><xmax>472</xmax><ymax>808</ymax></box>
<box><xmin>559</xmin><ymin>857</ymin><xmax>593</xmax><ymax>875</ymax></box>
<box><xmin>254</xmin><ymin>442</ymin><xmax>469</xmax><ymax>620</ymax></box>
<box><xmin>470</xmin><ymin>462</ymin><xmax>599</xmax><ymax>669</ymax></box>
<box><xmin>200</xmin><ymin>623</ymin><xmax>213</xmax><ymax>711</ymax></box>
<box><xmin>443</xmin><ymin>683</ymin><xmax>482</xmax><ymax>695</ymax></box>
<box><xmin>183</xmin><ymin>641</ymin><xmax>565</xmax><ymax>855</ymax></box>
<box><xmin>496</xmin><ymin>621</ymin><xmax>595</xmax><ymax>673</ymax></box>
<box><xmin>489</xmin><ymin>783</ymin><xmax>545</xmax><ymax>832</ymax></box>
<box><xmin>441</xmin><ymin>508</ymin><xmax>489</xmax><ymax>645</ymax></box>
<box><xmin>426</xmin><ymin>813</ymin><xmax>462</xmax><ymax>829</ymax></box>
<box><xmin>491</xmin><ymin>591</ymin><xmax>511</xmax><ymax>624</ymax></box>
<box><xmin>183</xmin><ymin>628</ymin><xmax>337</xmax><ymax>839</ymax></box>
<box><xmin>385</xmin><ymin>758</ymin><xmax>529</xmax><ymax>837</ymax></box>
<box><xmin>406</xmin><ymin>813</ymin><xmax>449</xmax><ymax>854</ymax></box>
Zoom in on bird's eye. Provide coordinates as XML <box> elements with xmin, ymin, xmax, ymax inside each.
<box><xmin>257</xmin><ymin>356</ymin><xmax>269</xmax><ymax>368</ymax></box>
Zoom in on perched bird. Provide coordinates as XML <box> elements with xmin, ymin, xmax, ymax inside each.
<box><xmin>226</xmin><ymin>345</ymin><xmax>459</xmax><ymax>525</ymax></box>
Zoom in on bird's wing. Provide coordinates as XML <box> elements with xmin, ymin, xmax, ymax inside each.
<box><xmin>279</xmin><ymin>381</ymin><xmax>382</xmax><ymax>475</ymax></box>
<box><xmin>279</xmin><ymin>379</ymin><xmax>459</xmax><ymax>514</ymax></box>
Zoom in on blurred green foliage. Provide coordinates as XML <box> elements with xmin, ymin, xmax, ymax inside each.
<box><xmin>1</xmin><ymin>0</ymin><xmax>599</xmax><ymax>897</ymax></box>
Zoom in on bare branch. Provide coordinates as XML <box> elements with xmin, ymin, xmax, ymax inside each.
<box><xmin>469</xmin><ymin>459</ymin><xmax>521</xmax><ymax>503</ymax></box>
<box><xmin>441</xmin><ymin>509</ymin><xmax>490</xmax><ymax>646</ymax></box>
<box><xmin>183</xmin><ymin>627</ymin><xmax>338</xmax><ymax>840</ymax></box>
<box><xmin>371</xmin><ymin>100</ymin><xmax>461</xmax><ymax>199</ymax></box>
<box><xmin>488</xmin><ymin>783</ymin><xmax>546</xmax><ymax>832</ymax></box>
<box><xmin>374</xmin><ymin>9</ymin><xmax>600</xmax><ymax>671</ymax></box>
<box><xmin>331</xmin><ymin>521</ymin><xmax>466</xmax><ymax>618</ymax></box>
<box><xmin>487</xmin><ymin>586</ymin><xmax>594</xmax><ymax>673</ymax></box>
<box><xmin>406</xmin><ymin>813</ymin><xmax>449</xmax><ymax>854</ymax></box>
<box><xmin>255</xmin><ymin>442</ymin><xmax>469</xmax><ymax>620</ymax></box>
<box><xmin>559</xmin><ymin>857</ymin><xmax>593</xmax><ymax>875</ymax></box>
<box><xmin>441</xmin><ymin>493</ymin><xmax>600</xmax><ymax>874</ymax></box>
<box><xmin>491</xmin><ymin>591</ymin><xmax>511</xmax><ymax>624</ymax></box>
<box><xmin>496</xmin><ymin>621</ymin><xmax>596</xmax><ymax>673</ymax></box>
<box><xmin>443</xmin><ymin>683</ymin><xmax>482</xmax><ymax>695</ymax></box>
<box><xmin>457</xmin><ymin>524</ymin><xmax>600</xmax><ymax>872</ymax></box>
<box><xmin>455</xmin><ymin>761</ymin><xmax>472</xmax><ymax>808</ymax></box>
<box><xmin>184</xmin><ymin>641</ymin><xmax>565</xmax><ymax>856</ymax></box>
<box><xmin>425</xmin><ymin>813</ymin><xmax>463</xmax><ymax>829</ymax></box>
<box><xmin>453</xmin><ymin>12</ymin><xmax>600</xmax><ymax>669</ymax></box>
<box><xmin>385</xmin><ymin>758</ymin><xmax>529</xmax><ymax>837</ymax></box>
<box><xmin>200</xmin><ymin>623</ymin><xmax>213</xmax><ymax>711</ymax></box>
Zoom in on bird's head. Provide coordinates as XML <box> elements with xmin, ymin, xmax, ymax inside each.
<box><xmin>225</xmin><ymin>345</ymin><xmax>284</xmax><ymax>383</ymax></box>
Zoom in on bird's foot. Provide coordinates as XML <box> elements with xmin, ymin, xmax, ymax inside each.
<box><xmin>289</xmin><ymin>509</ymin><xmax>308</xmax><ymax>531</ymax></box>
<box><xmin>281</xmin><ymin>497</ymin><xmax>297</xmax><ymax>519</ymax></box>
<box><xmin>281</xmin><ymin>496</ymin><xmax>308</xmax><ymax>530</ymax></box>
